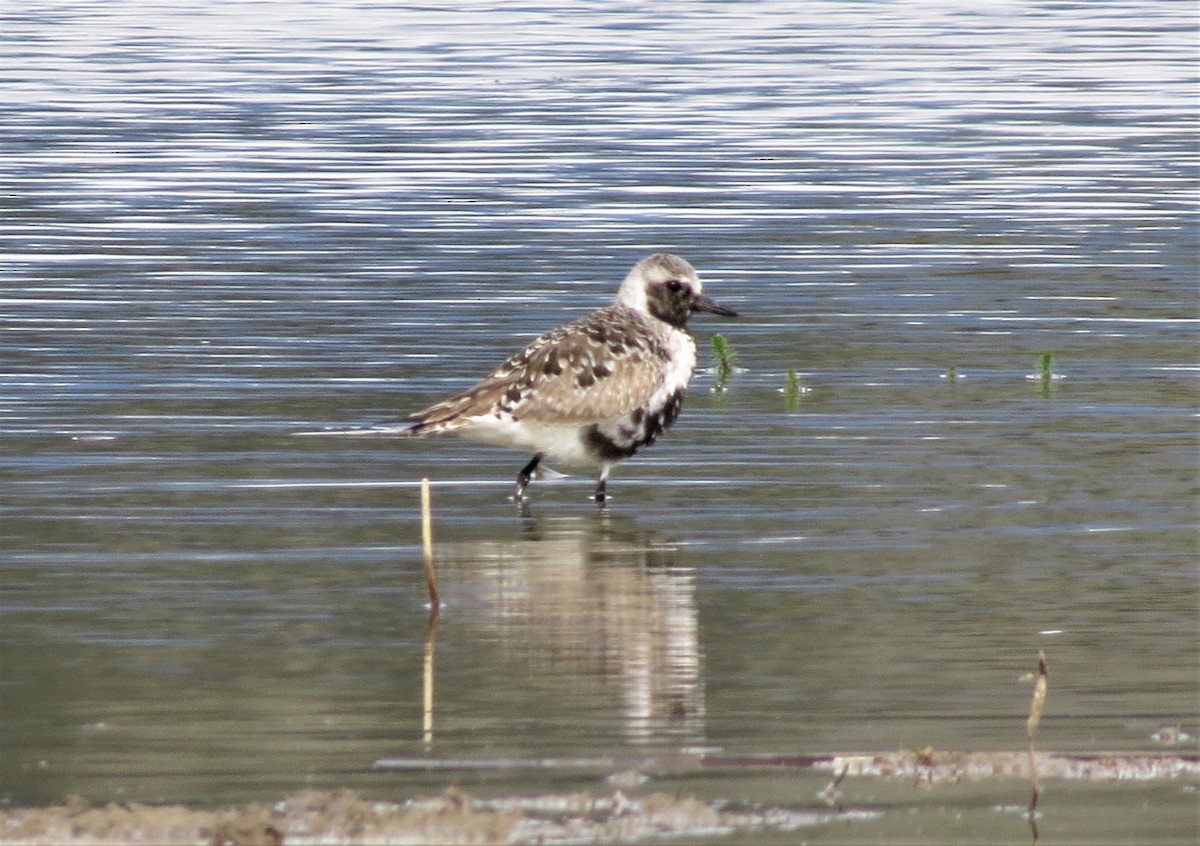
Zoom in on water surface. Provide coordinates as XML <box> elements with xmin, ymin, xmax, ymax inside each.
<box><xmin>2</xmin><ymin>1</ymin><xmax>1196</xmax><ymax>841</ymax></box>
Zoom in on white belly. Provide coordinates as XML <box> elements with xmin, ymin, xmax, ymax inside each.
<box><xmin>455</xmin><ymin>418</ymin><xmax>600</xmax><ymax>468</ymax></box>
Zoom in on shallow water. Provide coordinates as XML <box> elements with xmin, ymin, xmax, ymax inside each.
<box><xmin>2</xmin><ymin>1</ymin><xmax>1197</xmax><ymax>841</ymax></box>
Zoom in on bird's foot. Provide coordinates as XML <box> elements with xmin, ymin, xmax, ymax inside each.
<box><xmin>514</xmin><ymin>453</ymin><xmax>543</xmax><ymax>503</ymax></box>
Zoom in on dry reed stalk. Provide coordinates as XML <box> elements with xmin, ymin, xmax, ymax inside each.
<box><xmin>420</xmin><ymin>478</ymin><xmax>439</xmax><ymax>609</ymax></box>
<box><xmin>1026</xmin><ymin>650</ymin><xmax>1048</xmax><ymax>843</ymax></box>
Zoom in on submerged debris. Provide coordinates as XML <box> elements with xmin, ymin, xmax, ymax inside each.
<box><xmin>814</xmin><ymin>750</ymin><xmax>1200</xmax><ymax>785</ymax></box>
<box><xmin>3</xmin><ymin>751</ymin><xmax>1194</xmax><ymax>845</ymax></box>
<box><xmin>0</xmin><ymin>788</ymin><xmax>843</xmax><ymax>846</ymax></box>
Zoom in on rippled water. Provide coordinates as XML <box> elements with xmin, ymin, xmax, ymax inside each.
<box><xmin>2</xmin><ymin>1</ymin><xmax>1196</xmax><ymax>841</ymax></box>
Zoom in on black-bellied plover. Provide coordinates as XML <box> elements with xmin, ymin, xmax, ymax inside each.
<box><xmin>336</xmin><ymin>254</ymin><xmax>736</xmax><ymax>504</ymax></box>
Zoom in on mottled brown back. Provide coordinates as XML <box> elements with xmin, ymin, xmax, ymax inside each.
<box><xmin>406</xmin><ymin>305</ymin><xmax>671</xmax><ymax>432</ymax></box>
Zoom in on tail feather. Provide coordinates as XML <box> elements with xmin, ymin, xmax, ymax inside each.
<box><xmin>292</xmin><ymin>419</ymin><xmax>422</xmax><ymax>437</ymax></box>
<box><xmin>294</xmin><ymin>387</ymin><xmax>495</xmax><ymax>439</ymax></box>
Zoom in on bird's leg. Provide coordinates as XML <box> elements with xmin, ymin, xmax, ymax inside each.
<box><xmin>515</xmin><ymin>453</ymin><xmax>543</xmax><ymax>501</ymax></box>
<box><xmin>593</xmin><ymin>466</ymin><xmax>610</xmax><ymax>506</ymax></box>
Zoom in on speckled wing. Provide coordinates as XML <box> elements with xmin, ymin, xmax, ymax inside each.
<box><xmin>405</xmin><ymin>306</ymin><xmax>668</xmax><ymax>433</ymax></box>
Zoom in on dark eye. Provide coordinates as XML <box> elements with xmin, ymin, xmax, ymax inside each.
<box><xmin>665</xmin><ymin>279</ymin><xmax>684</xmax><ymax>293</ymax></box>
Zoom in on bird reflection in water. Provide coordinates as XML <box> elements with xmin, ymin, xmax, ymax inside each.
<box><xmin>430</xmin><ymin>512</ymin><xmax>706</xmax><ymax>748</ymax></box>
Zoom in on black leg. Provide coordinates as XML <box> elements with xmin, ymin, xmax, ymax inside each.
<box><xmin>593</xmin><ymin>475</ymin><xmax>608</xmax><ymax>506</ymax></box>
<box><xmin>515</xmin><ymin>453</ymin><xmax>542</xmax><ymax>500</ymax></box>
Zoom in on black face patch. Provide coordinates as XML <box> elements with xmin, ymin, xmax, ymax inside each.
<box><xmin>646</xmin><ymin>281</ymin><xmax>695</xmax><ymax>328</ymax></box>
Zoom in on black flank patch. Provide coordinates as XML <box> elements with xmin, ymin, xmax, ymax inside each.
<box><xmin>641</xmin><ymin>389</ymin><xmax>684</xmax><ymax>445</ymax></box>
<box><xmin>584</xmin><ymin>425</ymin><xmax>639</xmax><ymax>461</ymax></box>
<box><xmin>583</xmin><ymin>389</ymin><xmax>687</xmax><ymax>463</ymax></box>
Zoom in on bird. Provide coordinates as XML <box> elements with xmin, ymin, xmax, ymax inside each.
<box><xmin>319</xmin><ymin>254</ymin><xmax>737</xmax><ymax>504</ymax></box>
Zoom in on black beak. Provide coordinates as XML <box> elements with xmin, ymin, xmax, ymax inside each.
<box><xmin>692</xmin><ymin>293</ymin><xmax>738</xmax><ymax>318</ymax></box>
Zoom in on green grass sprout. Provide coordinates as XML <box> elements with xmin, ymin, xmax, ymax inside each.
<box><xmin>711</xmin><ymin>334</ymin><xmax>737</xmax><ymax>391</ymax></box>
<box><xmin>784</xmin><ymin>368</ymin><xmax>803</xmax><ymax>407</ymax></box>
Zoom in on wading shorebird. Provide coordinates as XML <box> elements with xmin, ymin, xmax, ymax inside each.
<box><xmin>315</xmin><ymin>253</ymin><xmax>737</xmax><ymax>504</ymax></box>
